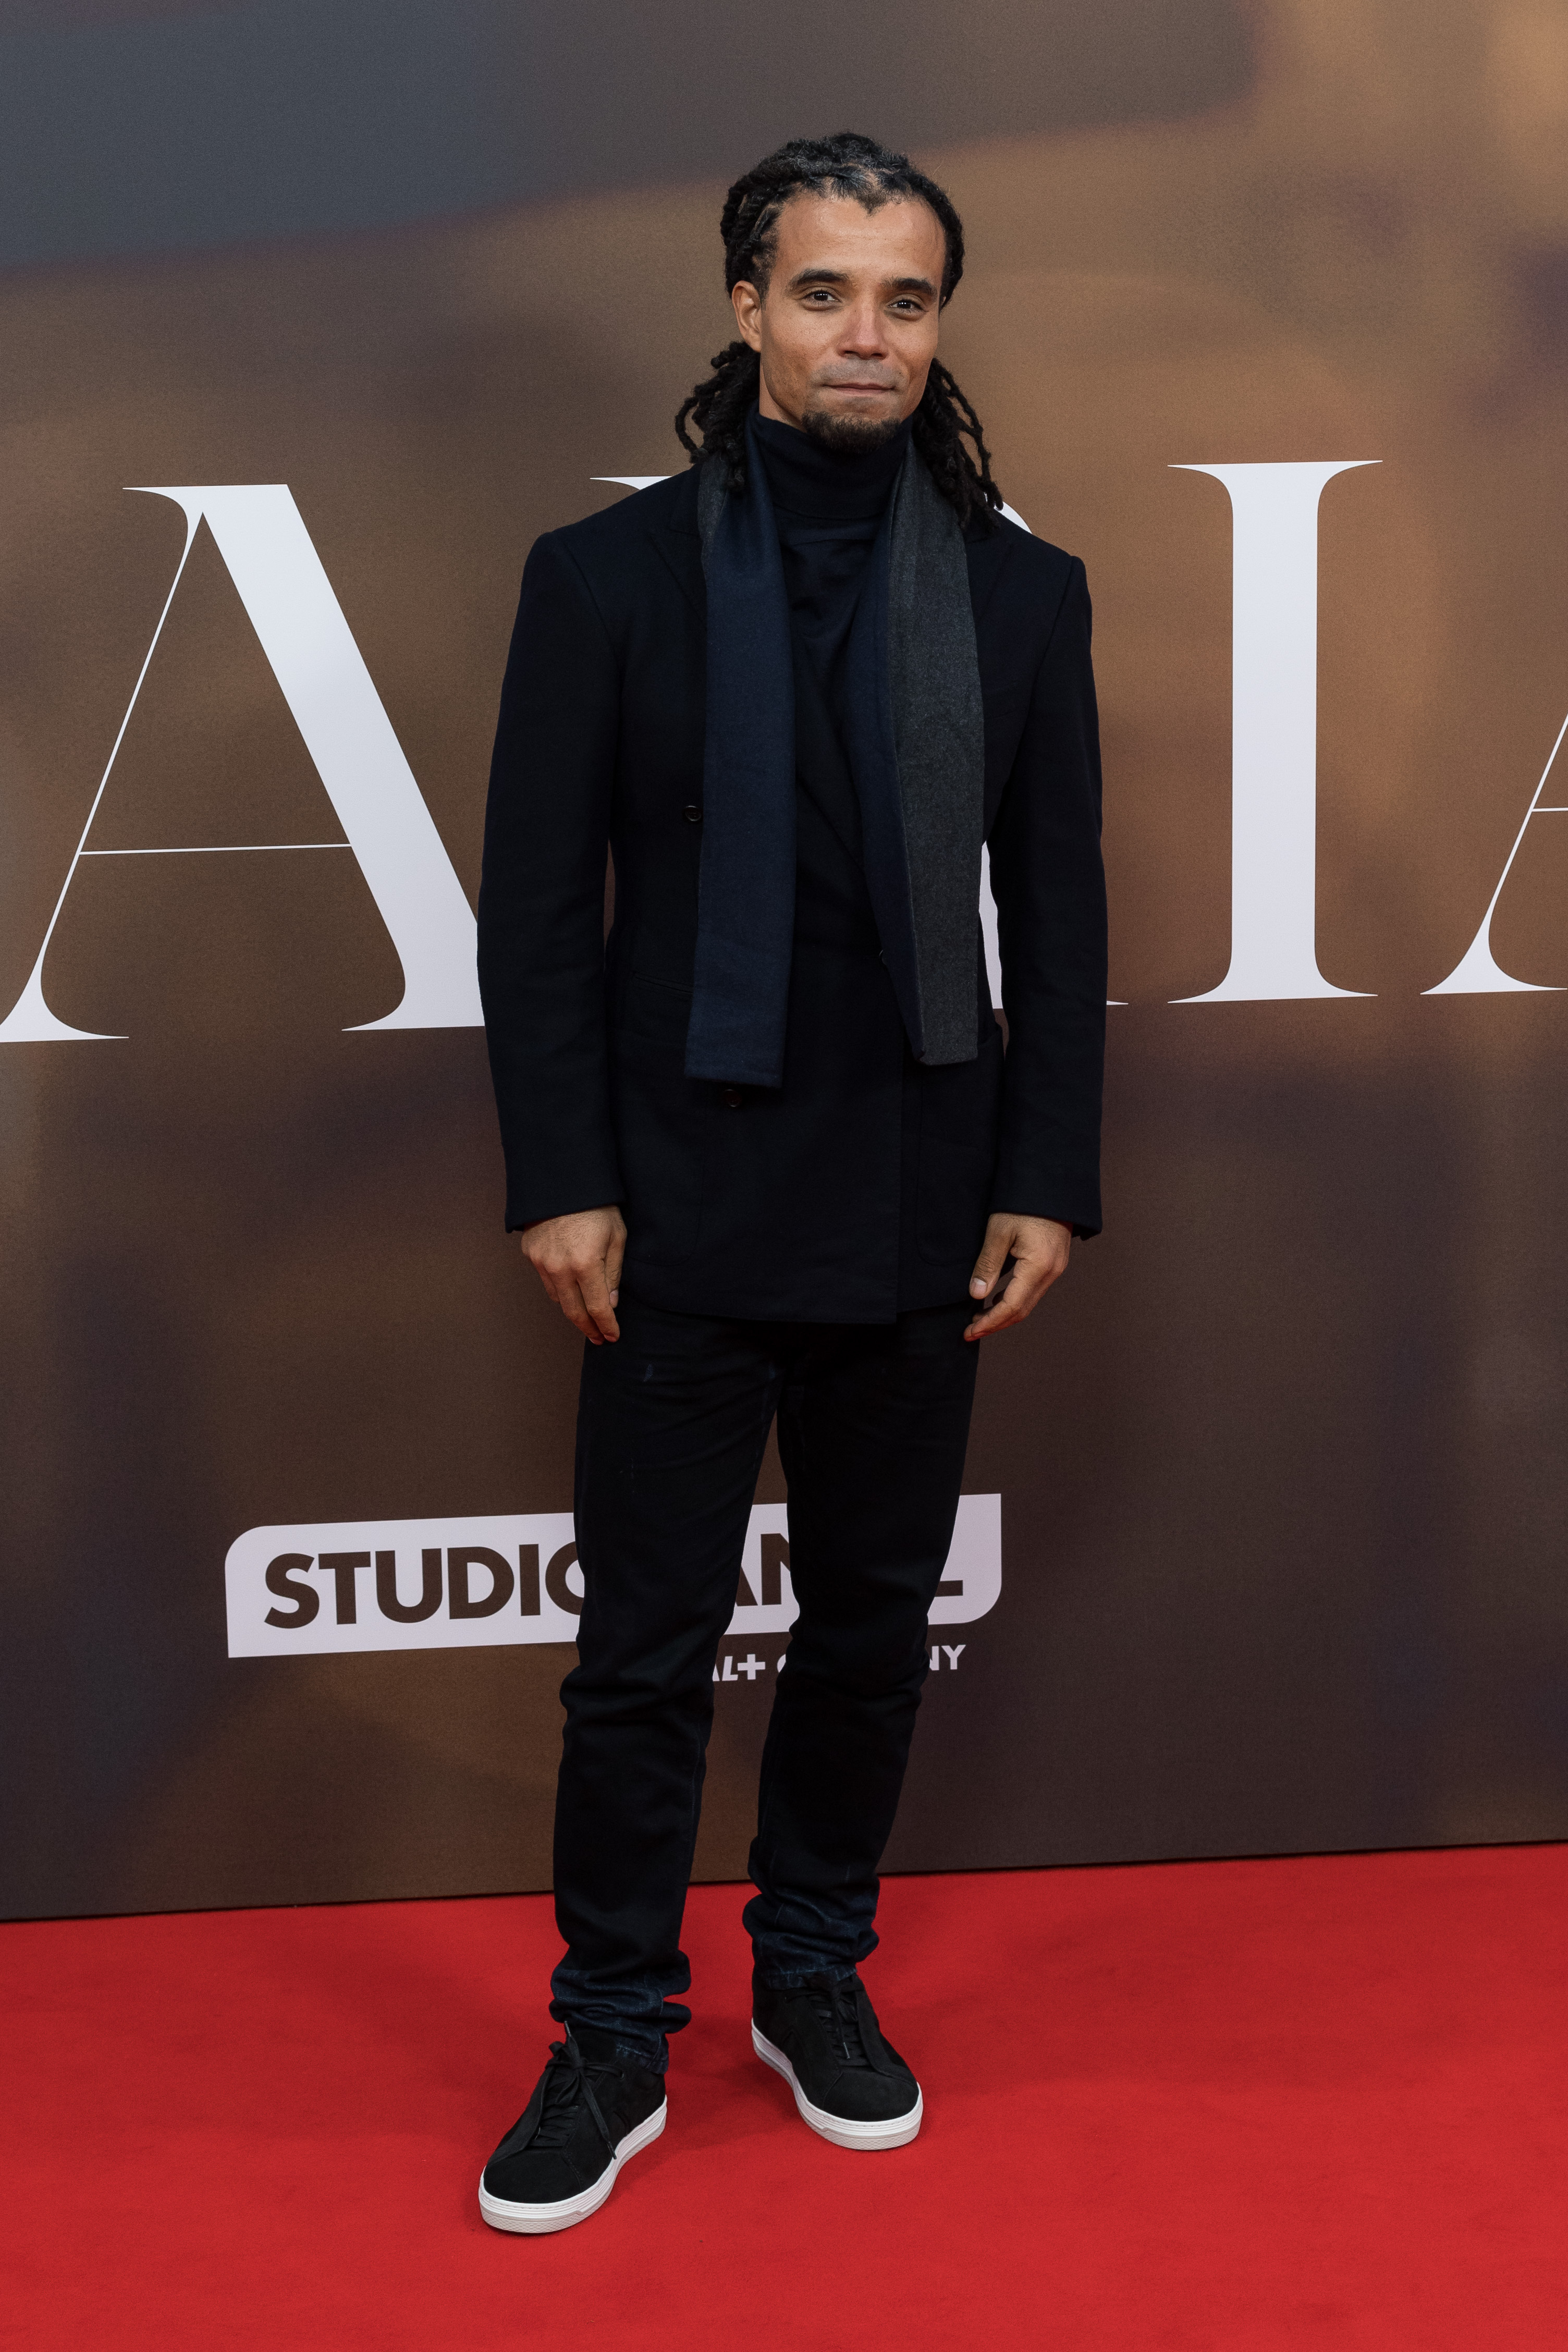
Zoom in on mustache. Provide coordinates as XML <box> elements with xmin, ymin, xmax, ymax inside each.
<box><xmin>811</xmin><ymin>372</ymin><xmax>901</xmax><ymax>391</ymax></box>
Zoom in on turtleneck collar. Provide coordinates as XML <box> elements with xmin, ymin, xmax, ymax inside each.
<box><xmin>754</xmin><ymin>410</ymin><xmax>911</xmax><ymax>520</ymax></box>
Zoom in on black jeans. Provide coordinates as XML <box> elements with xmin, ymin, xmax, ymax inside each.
<box><xmin>547</xmin><ymin>1288</ymin><xmax>979</xmax><ymax>2072</ymax></box>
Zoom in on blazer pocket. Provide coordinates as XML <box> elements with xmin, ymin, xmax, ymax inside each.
<box><xmin>623</xmin><ymin>965</ymin><xmax>694</xmax><ymax>1049</ymax></box>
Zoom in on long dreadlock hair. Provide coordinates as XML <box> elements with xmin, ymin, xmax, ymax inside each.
<box><xmin>674</xmin><ymin>131</ymin><xmax>1002</xmax><ymax>531</ymax></box>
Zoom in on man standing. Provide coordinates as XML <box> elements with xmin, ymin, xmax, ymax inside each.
<box><xmin>475</xmin><ymin>131</ymin><xmax>1105</xmax><ymax>2232</ymax></box>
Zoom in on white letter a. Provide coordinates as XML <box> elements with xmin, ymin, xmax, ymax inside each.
<box><xmin>0</xmin><ymin>485</ymin><xmax>481</xmax><ymax>1042</ymax></box>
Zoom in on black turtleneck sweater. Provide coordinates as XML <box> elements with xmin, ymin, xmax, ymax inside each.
<box><xmin>754</xmin><ymin>413</ymin><xmax>910</xmax><ymax>955</ymax></box>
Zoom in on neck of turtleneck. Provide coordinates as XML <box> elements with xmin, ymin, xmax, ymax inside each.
<box><xmin>754</xmin><ymin>411</ymin><xmax>910</xmax><ymax>519</ymax></box>
<box><xmin>745</xmin><ymin>412</ymin><xmax>903</xmax><ymax>948</ymax></box>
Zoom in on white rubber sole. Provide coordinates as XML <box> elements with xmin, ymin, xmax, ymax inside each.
<box><xmin>751</xmin><ymin>2023</ymin><xmax>923</xmax><ymax>2151</ymax></box>
<box><xmin>476</xmin><ymin>2099</ymin><xmax>667</xmax><ymax>2234</ymax></box>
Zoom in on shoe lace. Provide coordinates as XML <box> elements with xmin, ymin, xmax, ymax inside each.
<box><xmin>806</xmin><ymin>1976</ymin><xmax>877</xmax><ymax>2072</ymax></box>
<box><xmin>527</xmin><ymin>2038</ymin><xmax>616</xmax><ymax>2155</ymax></box>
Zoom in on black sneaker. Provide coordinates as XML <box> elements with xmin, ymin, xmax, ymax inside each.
<box><xmin>751</xmin><ymin>1969</ymin><xmax>923</xmax><ymax>2151</ymax></box>
<box><xmin>477</xmin><ymin>2027</ymin><xmax>667</xmax><ymax>2234</ymax></box>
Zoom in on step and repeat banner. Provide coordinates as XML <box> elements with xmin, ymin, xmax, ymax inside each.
<box><xmin>5</xmin><ymin>0</ymin><xmax>1568</xmax><ymax>1919</ymax></box>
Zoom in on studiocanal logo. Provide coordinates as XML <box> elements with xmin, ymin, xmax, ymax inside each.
<box><xmin>224</xmin><ymin>1496</ymin><xmax>1002</xmax><ymax>1659</ymax></box>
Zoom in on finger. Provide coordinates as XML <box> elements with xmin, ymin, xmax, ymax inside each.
<box><xmin>968</xmin><ymin>1228</ymin><xmax>1014</xmax><ymax>1303</ymax></box>
<box><xmin>604</xmin><ymin>1230</ymin><xmax>625</xmax><ymax>1306</ymax></box>
<box><xmin>553</xmin><ymin>1276</ymin><xmax>604</xmax><ymax>1343</ymax></box>
<box><xmin>528</xmin><ymin>1254</ymin><xmax>564</xmax><ymax>1308</ymax></box>
<box><xmin>963</xmin><ymin>1260</ymin><xmax>1050</xmax><ymax>1341</ymax></box>
<box><xmin>534</xmin><ymin>1261</ymin><xmax>586</xmax><ymax>1329</ymax></box>
<box><xmin>963</xmin><ymin>1295</ymin><xmax>1023</xmax><ymax>1340</ymax></box>
<box><xmin>575</xmin><ymin>1258</ymin><xmax>621</xmax><ymax>1344</ymax></box>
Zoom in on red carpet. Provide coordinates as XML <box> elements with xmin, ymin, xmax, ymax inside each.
<box><xmin>6</xmin><ymin>1846</ymin><xmax>1566</xmax><ymax>2349</ymax></box>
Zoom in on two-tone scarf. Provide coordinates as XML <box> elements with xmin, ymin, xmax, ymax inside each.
<box><xmin>685</xmin><ymin>409</ymin><xmax>985</xmax><ymax>1088</ymax></box>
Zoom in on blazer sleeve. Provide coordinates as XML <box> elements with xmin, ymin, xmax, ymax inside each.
<box><xmin>477</xmin><ymin>532</ymin><xmax>624</xmax><ymax>1230</ymax></box>
<box><xmin>987</xmin><ymin>556</ymin><xmax>1107</xmax><ymax>1236</ymax></box>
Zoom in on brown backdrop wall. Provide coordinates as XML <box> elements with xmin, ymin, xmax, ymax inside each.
<box><xmin>4</xmin><ymin>0</ymin><xmax>1568</xmax><ymax>1920</ymax></box>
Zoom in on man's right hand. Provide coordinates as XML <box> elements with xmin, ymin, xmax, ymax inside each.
<box><xmin>520</xmin><ymin>1206</ymin><xmax>627</xmax><ymax>1344</ymax></box>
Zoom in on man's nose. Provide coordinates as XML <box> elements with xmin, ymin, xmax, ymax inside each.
<box><xmin>838</xmin><ymin>304</ymin><xmax>888</xmax><ymax>356</ymax></box>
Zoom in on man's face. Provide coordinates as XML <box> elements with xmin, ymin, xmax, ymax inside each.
<box><xmin>731</xmin><ymin>192</ymin><xmax>947</xmax><ymax>450</ymax></box>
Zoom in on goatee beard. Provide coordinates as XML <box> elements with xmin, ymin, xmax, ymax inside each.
<box><xmin>800</xmin><ymin>406</ymin><xmax>905</xmax><ymax>457</ymax></box>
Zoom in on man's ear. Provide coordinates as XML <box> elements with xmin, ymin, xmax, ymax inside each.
<box><xmin>731</xmin><ymin>279</ymin><xmax>763</xmax><ymax>351</ymax></box>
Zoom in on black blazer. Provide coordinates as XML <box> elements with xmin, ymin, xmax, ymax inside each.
<box><xmin>478</xmin><ymin>466</ymin><xmax>1106</xmax><ymax>1324</ymax></box>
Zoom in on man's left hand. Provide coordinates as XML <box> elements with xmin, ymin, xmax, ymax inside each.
<box><xmin>964</xmin><ymin>1213</ymin><xmax>1072</xmax><ymax>1341</ymax></box>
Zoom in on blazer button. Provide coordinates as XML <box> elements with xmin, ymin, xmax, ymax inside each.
<box><xmin>682</xmin><ymin>803</ymin><xmax>703</xmax><ymax>824</ymax></box>
<box><xmin>720</xmin><ymin>1085</ymin><xmax>744</xmax><ymax>1109</ymax></box>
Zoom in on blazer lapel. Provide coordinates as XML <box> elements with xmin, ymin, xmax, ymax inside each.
<box><xmin>652</xmin><ymin>469</ymin><xmax>706</xmax><ymax>621</ymax></box>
